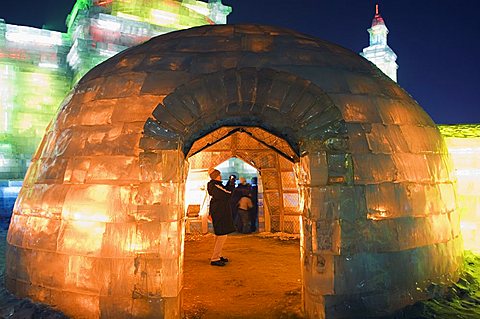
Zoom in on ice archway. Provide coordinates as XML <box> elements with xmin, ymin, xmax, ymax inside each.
<box><xmin>6</xmin><ymin>24</ymin><xmax>462</xmax><ymax>318</ymax></box>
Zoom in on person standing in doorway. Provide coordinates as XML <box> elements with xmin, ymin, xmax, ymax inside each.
<box><xmin>207</xmin><ymin>169</ymin><xmax>236</xmax><ymax>266</ymax></box>
<box><xmin>237</xmin><ymin>192</ymin><xmax>253</xmax><ymax>233</ymax></box>
<box><xmin>232</xmin><ymin>177</ymin><xmax>252</xmax><ymax>232</ymax></box>
<box><xmin>250</xmin><ymin>177</ymin><xmax>259</xmax><ymax>232</ymax></box>
<box><xmin>224</xmin><ymin>174</ymin><xmax>237</xmax><ymax>192</ymax></box>
<box><xmin>224</xmin><ymin>174</ymin><xmax>238</xmax><ymax>228</ymax></box>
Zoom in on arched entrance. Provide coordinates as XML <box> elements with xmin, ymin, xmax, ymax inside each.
<box><xmin>141</xmin><ymin>67</ymin><xmax>344</xmax><ymax>317</ymax></box>
<box><xmin>182</xmin><ymin>127</ymin><xmax>303</xmax><ymax>317</ymax></box>
<box><xmin>185</xmin><ymin>126</ymin><xmax>301</xmax><ymax>234</ymax></box>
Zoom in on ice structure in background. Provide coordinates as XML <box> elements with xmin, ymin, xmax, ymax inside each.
<box><xmin>0</xmin><ymin>22</ymin><xmax>72</xmax><ymax>181</ymax></box>
<box><xmin>67</xmin><ymin>0</ymin><xmax>232</xmax><ymax>83</ymax></box>
<box><xmin>360</xmin><ymin>4</ymin><xmax>398</xmax><ymax>82</ymax></box>
<box><xmin>439</xmin><ymin>124</ymin><xmax>480</xmax><ymax>253</ymax></box>
<box><xmin>6</xmin><ymin>24</ymin><xmax>463</xmax><ymax>319</ymax></box>
<box><xmin>0</xmin><ymin>0</ymin><xmax>232</xmax><ymax>207</ymax></box>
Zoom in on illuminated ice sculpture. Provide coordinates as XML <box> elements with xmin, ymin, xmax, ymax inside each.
<box><xmin>6</xmin><ymin>25</ymin><xmax>462</xmax><ymax>318</ymax></box>
<box><xmin>0</xmin><ymin>0</ymin><xmax>232</xmax><ymax>183</ymax></box>
<box><xmin>360</xmin><ymin>4</ymin><xmax>398</xmax><ymax>82</ymax></box>
<box><xmin>0</xmin><ymin>21</ymin><xmax>72</xmax><ymax>179</ymax></box>
<box><xmin>439</xmin><ymin>124</ymin><xmax>480</xmax><ymax>253</ymax></box>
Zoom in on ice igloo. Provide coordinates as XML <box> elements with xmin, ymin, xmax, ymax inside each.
<box><xmin>6</xmin><ymin>24</ymin><xmax>463</xmax><ymax>318</ymax></box>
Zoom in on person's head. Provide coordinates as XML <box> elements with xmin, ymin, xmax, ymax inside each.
<box><xmin>229</xmin><ymin>174</ymin><xmax>236</xmax><ymax>181</ymax></box>
<box><xmin>209</xmin><ymin>169</ymin><xmax>221</xmax><ymax>181</ymax></box>
<box><xmin>251</xmin><ymin>177</ymin><xmax>257</xmax><ymax>185</ymax></box>
<box><xmin>239</xmin><ymin>177</ymin><xmax>247</xmax><ymax>185</ymax></box>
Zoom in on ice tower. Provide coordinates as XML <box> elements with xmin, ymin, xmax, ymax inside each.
<box><xmin>360</xmin><ymin>4</ymin><xmax>398</xmax><ymax>82</ymax></box>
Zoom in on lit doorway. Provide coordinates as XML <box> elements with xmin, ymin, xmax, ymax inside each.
<box><xmin>183</xmin><ymin>126</ymin><xmax>302</xmax><ymax>236</ymax></box>
<box><xmin>184</xmin><ymin>157</ymin><xmax>260</xmax><ymax>235</ymax></box>
<box><xmin>181</xmin><ymin>127</ymin><xmax>303</xmax><ymax>317</ymax></box>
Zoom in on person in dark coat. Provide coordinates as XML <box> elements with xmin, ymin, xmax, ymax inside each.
<box><xmin>224</xmin><ymin>174</ymin><xmax>237</xmax><ymax>192</ymax></box>
<box><xmin>249</xmin><ymin>177</ymin><xmax>259</xmax><ymax>232</ymax></box>
<box><xmin>207</xmin><ymin>169</ymin><xmax>236</xmax><ymax>266</ymax></box>
<box><xmin>224</xmin><ymin>175</ymin><xmax>238</xmax><ymax>228</ymax></box>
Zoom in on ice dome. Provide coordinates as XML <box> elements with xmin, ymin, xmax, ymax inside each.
<box><xmin>6</xmin><ymin>24</ymin><xmax>462</xmax><ymax>318</ymax></box>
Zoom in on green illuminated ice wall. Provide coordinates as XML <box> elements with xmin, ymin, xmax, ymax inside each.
<box><xmin>0</xmin><ymin>22</ymin><xmax>72</xmax><ymax>178</ymax></box>
<box><xmin>0</xmin><ymin>0</ymin><xmax>231</xmax><ymax>179</ymax></box>
<box><xmin>66</xmin><ymin>0</ymin><xmax>231</xmax><ymax>82</ymax></box>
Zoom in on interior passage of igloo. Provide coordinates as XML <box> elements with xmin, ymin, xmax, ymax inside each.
<box><xmin>184</xmin><ymin>126</ymin><xmax>301</xmax><ymax>235</ymax></box>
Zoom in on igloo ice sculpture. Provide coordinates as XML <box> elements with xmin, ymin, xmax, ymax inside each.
<box><xmin>6</xmin><ymin>24</ymin><xmax>463</xmax><ymax>318</ymax></box>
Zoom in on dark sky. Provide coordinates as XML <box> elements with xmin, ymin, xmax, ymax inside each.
<box><xmin>1</xmin><ymin>0</ymin><xmax>479</xmax><ymax>124</ymax></box>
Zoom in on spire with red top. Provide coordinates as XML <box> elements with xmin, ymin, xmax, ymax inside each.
<box><xmin>372</xmin><ymin>4</ymin><xmax>385</xmax><ymax>27</ymax></box>
<box><xmin>360</xmin><ymin>3</ymin><xmax>398</xmax><ymax>82</ymax></box>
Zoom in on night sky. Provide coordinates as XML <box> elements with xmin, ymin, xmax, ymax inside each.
<box><xmin>1</xmin><ymin>0</ymin><xmax>479</xmax><ymax>124</ymax></box>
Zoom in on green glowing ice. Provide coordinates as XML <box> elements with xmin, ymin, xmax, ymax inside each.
<box><xmin>0</xmin><ymin>0</ymin><xmax>232</xmax><ymax>179</ymax></box>
<box><xmin>438</xmin><ymin>124</ymin><xmax>480</xmax><ymax>138</ymax></box>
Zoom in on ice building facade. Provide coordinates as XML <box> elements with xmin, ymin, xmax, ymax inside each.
<box><xmin>0</xmin><ymin>22</ymin><xmax>72</xmax><ymax>181</ymax></box>
<box><xmin>439</xmin><ymin>125</ymin><xmax>480</xmax><ymax>252</ymax></box>
<box><xmin>360</xmin><ymin>4</ymin><xmax>398</xmax><ymax>82</ymax></box>
<box><xmin>0</xmin><ymin>0</ymin><xmax>232</xmax><ymax>214</ymax></box>
<box><xmin>6</xmin><ymin>24</ymin><xmax>463</xmax><ymax>318</ymax></box>
<box><xmin>66</xmin><ymin>0</ymin><xmax>232</xmax><ymax>83</ymax></box>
